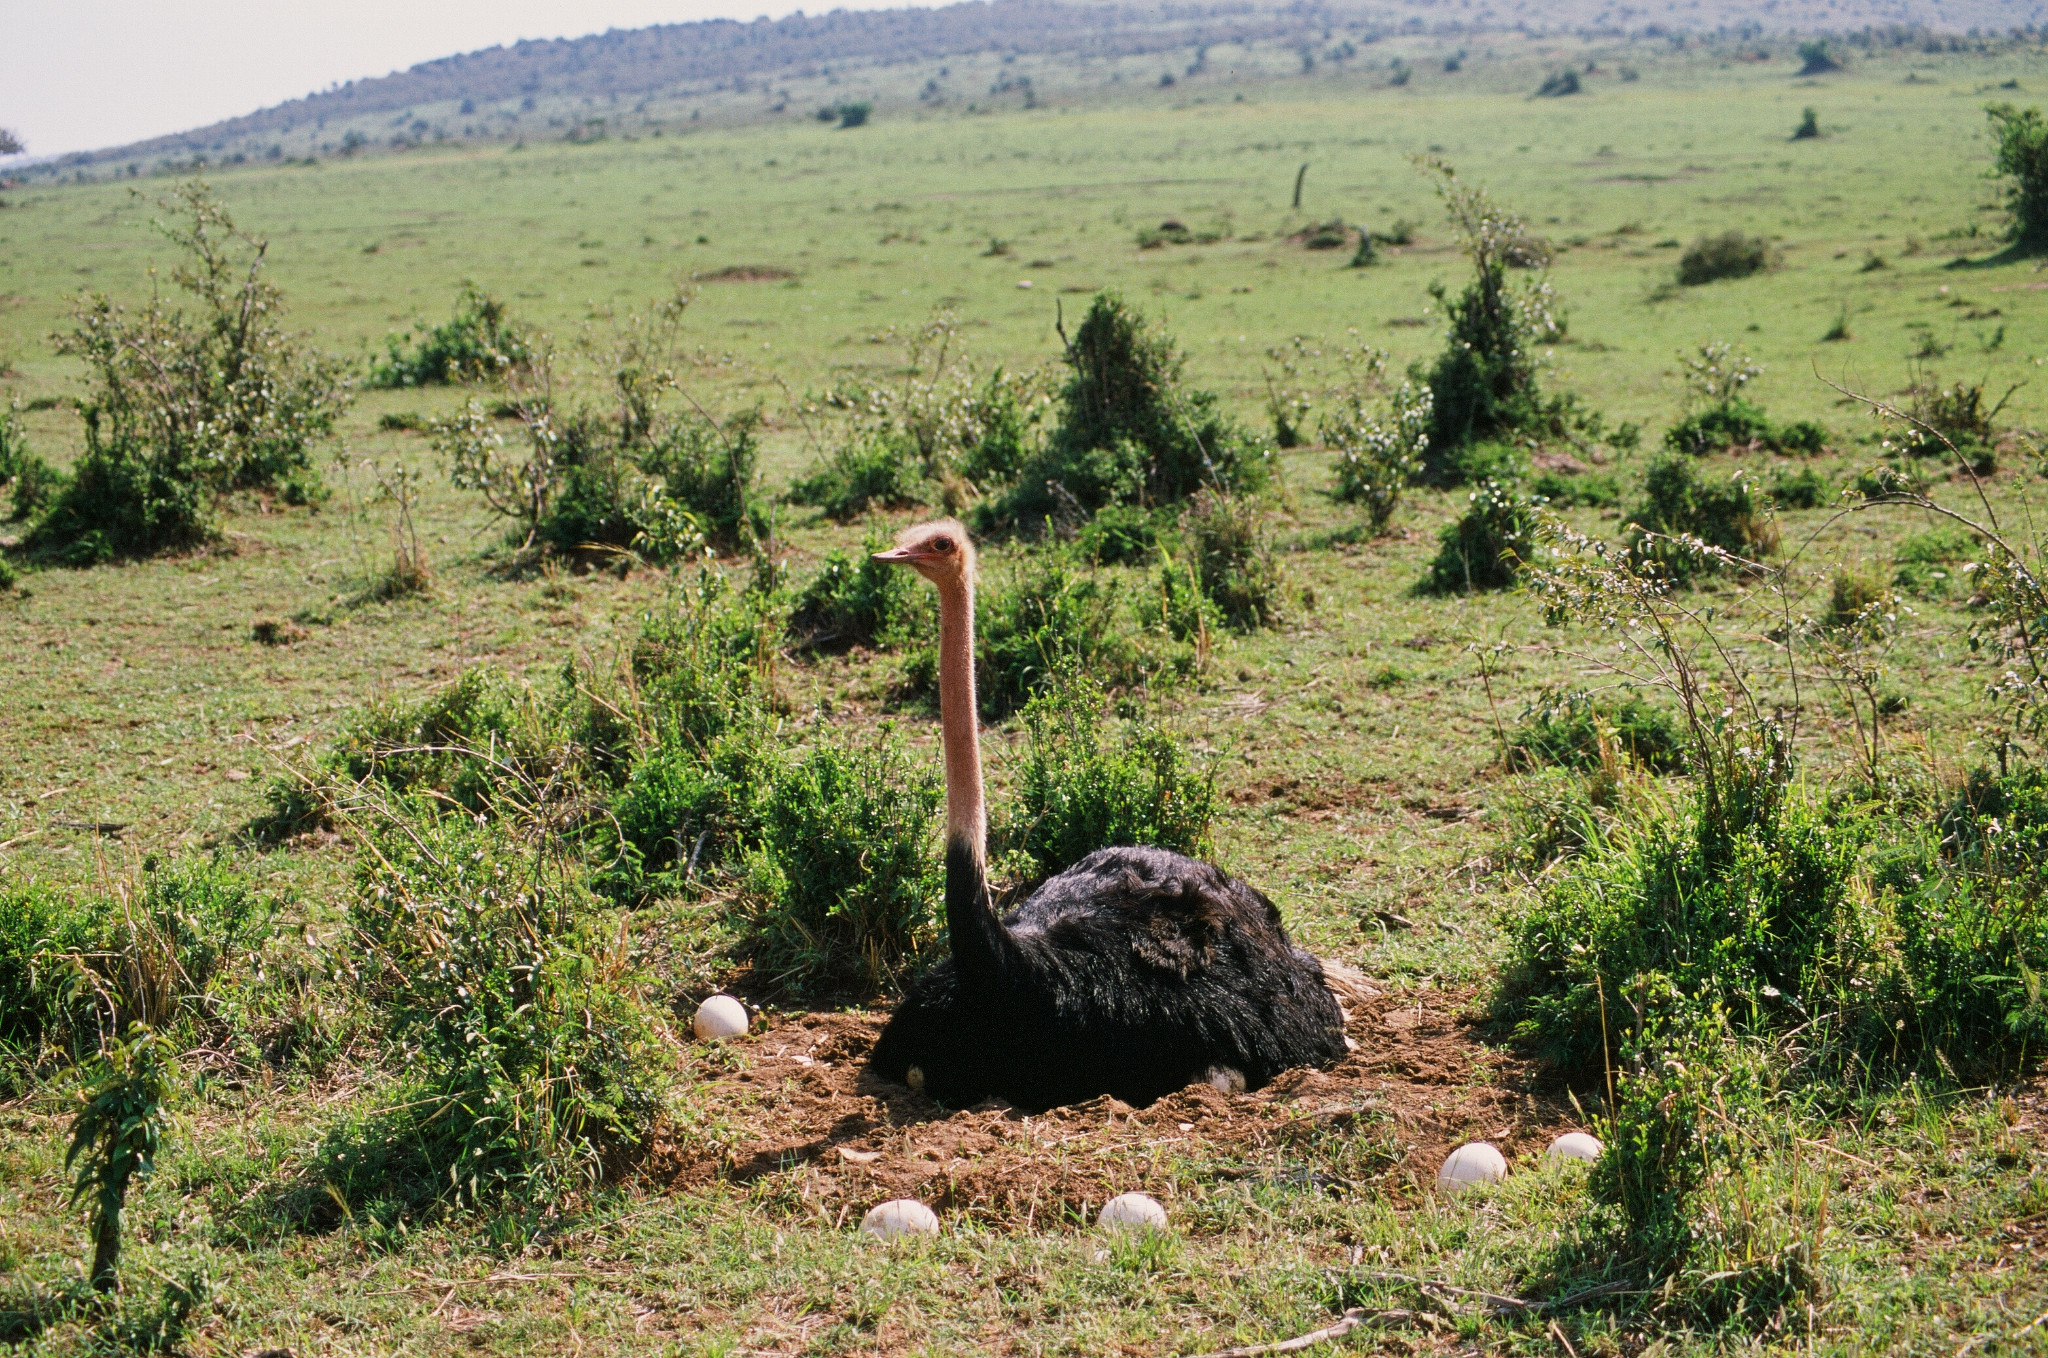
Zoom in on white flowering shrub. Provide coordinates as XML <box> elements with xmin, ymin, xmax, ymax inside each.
<box><xmin>1324</xmin><ymin>382</ymin><xmax>1433</xmax><ymax>532</ymax></box>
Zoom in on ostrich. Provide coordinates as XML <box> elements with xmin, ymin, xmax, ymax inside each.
<box><xmin>866</xmin><ymin>518</ymin><xmax>1365</xmax><ymax>1111</ymax></box>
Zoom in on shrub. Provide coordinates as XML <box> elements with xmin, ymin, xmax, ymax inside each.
<box><xmin>1896</xmin><ymin>376</ymin><xmax>2005</xmax><ymax>468</ymax></box>
<box><xmin>1665</xmin><ymin>397</ymin><xmax>1773</xmax><ymax>455</ymax></box>
<box><xmin>963</xmin><ymin>547</ymin><xmax>1132</xmax><ymax>718</ymax></box>
<box><xmin>788</xmin><ymin>540</ymin><xmax>927</xmax><ymax>651</ymax></box>
<box><xmin>644</xmin><ymin>407</ymin><xmax>764</xmax><ymax>550</ymax></box>
<box><xmin>1185</xmin><ymin>490</ymin><xmax>1283</xmax><ymax>630</ymax></box>
<box><xmin>1324</xmin><ymin>381</ymin><xmax>1431</xmax><ymax>532</ymax></box>
<box><xmin>986</xmin><ymin>293</ymin><xmax>1268</xmax><ymax>529</ymax></box>
<box><xmin>594</xmin><ymin>729</ymin><xmax>776</xmax><ymax>901</ymax></box>
<box><xmin>333</xmin><ymin>813</ymin><xmax>662</xmax><ymax>1212</ymax></box>
<box><xmin>1792</xmin><ymin>106</ymin><xmax>1821</xmax><ymax>140</ymax></box>
<box><xmin>0</xmin><ymin>885</ymin><xmax>106</xmax><ymax>1065</ymax></box>
<box><xmin>1530</xmin><ymin>468</ymin><xmax>1621</xmax><ymax>508</ymax></box>
<box><xmin>787</xmin><ymin>429</ymin><xmax>928</xmax><ymax>521</ymax></box>
<box><xmin>1412</xmin><ymin>162</ymin><xmax>1609</xmax><ymax>479</ymax></box>
<box><xmin>1796</xmin><ymin>39</ymin><xmax>1842</xmax><ymax>74</ymax></box>
<box><xmin>1534</xmin><ymin>69</ymin><xmax>1582</xmax><ymax>97</ymax></box>
<box><xmin>1426</xmin><ymin>478</ymin><xmax>1542</xmax><ymax>593</ymax></box>
<box><xmin>1074</xmin><ymin>502</ymin><xmax>1166</xmax><ymax>565</ymax></box>
<box><xmin>1771</xmin><ymin>465</ymin><xmax>1830</xmax><ymax>509</ymax></box>
<box><xmin>836</xmin><ymin>101</ymin><xmax>872</xmax><ymax>129</ymax></box>
<box><xmin>1677</xmin><ymin>232</ymin><xmax>1771</xmax><ymax>286</ymax></box>
<box><xmin>366</xmin><ymin>282</ymin><xmax>530</xmax><ymax>388</ymax></box>
<box><xmin>1302</xmin><ymin>218</ymin><xmax>1348</xmax><ymax>250</ymax></box>
<box><xmin>1000</xmin><ymin>671</ymin><xmax>1217</xmax><ymax>877</ymax></box>
<box><xmin>743</xmin><ymin>740</ymin><xmax>943</xmax><ymax>999</ymax></box>
<box><xmin>0</xmin><ymin>410</ymin><xmax>65</xmax><ymax>523</ymax></box>
<box><xmin>34</xmin><ymin>184</ymin><xmax>349</xmax><ymax>560</ymax></box>
<box><xmin>1510</xmin><ymin>692</ymin><xmax>1686</xmax><ymax>774</ymax></box>
<box><xmin>1892</xmin><ymin>525</ymin><xmax>1976</xmax><ymax>596</ymax></box>
<box><xmin>67</xmin><ymin>1024</ymin><xmax>180</xmax><ymax>1295</ymax></box>
<box><xmin>1626</xmin><ymin>455</ymin><xmax>1778</xmax><ymax>580</ymax></box>
<box><xmin>1985</xmin><ymin>102</ymin><xmax>2048</xmax><ymax>249</ymax></box>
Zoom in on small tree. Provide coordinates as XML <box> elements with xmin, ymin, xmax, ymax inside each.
<box><xmin>0</xmin><ymin>128</ymin><xmax>23</xmax><ymax>156</ymax></box>
<box><xmin>34</xmin><ymin>182</ymin><xmax>349</xmax><ymax>561</ymax></box>
<box><xmin>1985</xmin><ymin>103</ymin><xmax>2048</xmax><ymax>250</ymax></box>
<box><xmin>1796</xmin><ymin>39</ymin><xmax>1842</xmax><ymax>75</ymax></box>
<box><xmin>67</xmin><ymin>1025</ymin><xmax>178</xmax><ymax>1294</ymax></box>
<box><xmin>1414</xmin><ymin>159</ymin><xmax>1563</xmax><ymax>471</ymax></box>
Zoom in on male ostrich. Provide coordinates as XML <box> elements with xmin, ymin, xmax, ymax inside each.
<box><xmin>866</xmin><ymin>519</ymin><xmax>1362</xmax><ymax>1111</ymax></box>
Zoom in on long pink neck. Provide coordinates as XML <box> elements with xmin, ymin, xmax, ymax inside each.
<box><xmin>934</xmin><ymin>570</ymin><xmax>985</xmax><ymax>858</ymax></box>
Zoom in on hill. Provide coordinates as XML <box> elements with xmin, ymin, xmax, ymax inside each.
<box><xmin>26</xmin><ymin>0</ymin><xmax>2047</xmax><ymax>178</ymax></box>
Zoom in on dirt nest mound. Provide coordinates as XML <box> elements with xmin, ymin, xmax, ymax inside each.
<box><xmin>643</xmin><ymin>983</ymin><xmax>1581</xmax><ymax>1228</ymax></box>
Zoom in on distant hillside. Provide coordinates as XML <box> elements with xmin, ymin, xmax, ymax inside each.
<box><xmin>30</xmin><ymin>0</ymin><xmax>2046</xmax><ymax>177</ymax></box>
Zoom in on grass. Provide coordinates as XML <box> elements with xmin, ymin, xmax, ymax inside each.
<box><xmin>1</xmin><ymin>30</ymin><xmax>2046</xmax><ymax>1358</ymax></box>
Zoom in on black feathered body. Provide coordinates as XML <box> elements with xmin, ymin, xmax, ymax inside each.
<box><xmin>870</xmin><ymin>843</ymin><xmax>1349</xmax><ymax>1110</ymax></box>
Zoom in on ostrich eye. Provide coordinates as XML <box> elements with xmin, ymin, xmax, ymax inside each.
<box><xmin>931</xmin><ymin>537</ymin><xmax>954</xmax><ymax>554</ymax></box>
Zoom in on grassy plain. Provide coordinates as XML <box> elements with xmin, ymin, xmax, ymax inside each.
<box><xmin>2</xmin><ymin>34</ymin><xmax>2047</xmax><ymax>1357</ymax></box>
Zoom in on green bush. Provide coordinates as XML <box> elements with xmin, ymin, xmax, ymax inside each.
<box><xmin>743</xmin><ymin>740</ymin><xmax>943</xmax><ymax>1000</ymax></box>
<box><xmin>1892</xmin><ymin>525</ymin><xmax>1976</xmax><ymax>596</ymax></box>
<box><xmin>1509</xmin><ymin>693</ymin><xmax>1687</xmax><ymax>774</ymax></box>
<box><xmin>788</xmin><ymin>541</ymin><xmax>927</xmax><ymax>651</ymax></box>
<box><xmin>643</xmin><ymin>407</ymin><xmax>765</xmax><ymax>550</ymax></box>
<box><xmin>0</xmin><ymin>885</ymin><xmax>106</xmax><ymax>1064</ymax></box>
<box><xmin>331</xmin><ymin>813</ymin><xmax>662</xmax><ymax>1212</ymax></box>
<box><xmin>1676</xmin><ymin>232</ymin><xmax>1771</xmax><ymax>286</ymax></box>
<box><xmin>1425</xmin><ymin>478</ymin><xmax>1542</xmax><ymax>593</ymax></box>
<box><xmin>936</xmin><ymin>547</ymin><xmax>1132</xmax><ymax>718</ymax></box>
<box><xmin>1896</xmin><ymin>376</ymin><xmax>2002</xmax><ymax>469</ymax></box>
<box><xmin>0</xmin><ymin>410</ymin><xmax>65</xmax><ymax>523</ymax></box>
<box><xmin>986</xmin><ymin>293</ymin><xmax>1268</xmax><ymax>528</ymax></box>
<box><xmin>1625</xmin><ymin>455</ymin><xmax>1778</xmax><ymax>581</ymax></box>
<box><xmin>1530</xmin><ymin>468</ymin><xmax>1622</xmax><ymax>508</ymax></box>
<box><xmin>34</xmin><ymin>183</ymin><xmax>347</xmax><ymax>562</ymax></box>
<box><xmin>632</xmin><ymin>569</ymin><xmax>780</xmax><ymax>746</ymax></box>
<box><xmin>1074</xmin><ymin>503</ymin><xmax>1166</xmax><ymax>565</ymax></box>
<box><xmin>1000</xmin><ymin>671</ymin><xmax>1218</xmax><ymax>877</ymax></box>
<box><xmin>1534</xmin><ymin>69</ymin><xmax>1582</xmax><ymax>97</ymax></box>
<box><xmin>1665</xmin><ymin>399</ymin><xmax>1828</xmax><ymax>457</ymax></box>
<box><xmin>1792</xmin><ymin>106</ymin><xmax>1821</xmax><ymax>140</ymax></box>
<box><xmin>366</xmin><ymin>282</ymin><xmax>530</xmax><ymax>388</ymax></box>
<box><xmin>1771</xmin><ymin>465</ymin><xmax>1831</xmax><ymax>509</ymax></box>
<box><xmin>1185</xmin><ymin>491</ymin><xmax>1283</xmax><ymax>630</ymax></box>
<box><xmin>787</xmin><ymin>430</ymin><xmax>929</xmax><ymax>521</ymax></box>
<box><xmin>1324</xmin><ymin>381</ymin><xmax>1431</xmax><ymax>532</ymax></box>
<box><xmin>1797</xmin><ymin>40</ymin><xmax>1842</xmax><ymax>75</ymax></box>
<box><xmin>594</xmin><ymin>730</ymin><xmax>776</xmax><ymax>901</ymax></box>
<box><xmin>1985</xmin><ymin>102</ymin><xmax>2048</xmax><ymax>249</ymax></box>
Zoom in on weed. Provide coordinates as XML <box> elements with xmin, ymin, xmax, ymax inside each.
<box><xmin>1821</xmin><ymin>306</ymin><xmax>1852</xmax><ymax>342</ymax></box>
<box><xmin>1894</xmin><ymin>374</ymin><xmax>2008</xmax><ymax>470</ymax></box>
<box><xmin>0</xmin><ymin>410</ymin><xmax>65</xmax><ymax>522</ymax></box>
<box><xmin>66</xmin><ymin>1024</ymin><xmax>178</xmax><ymax>1293</ymax></box>
<box><xmin>744</xmin><ymin>738</ymin><xmax>943</xmax><ymax>999</ymax></box>
<box><xmin>1510</xmin><ymin>692</ymin><xmax>1686</xmax><ymax>774</ymax></box>
<box><xmin>335</xmin><ymin>811</ymin><xmax>662</xmax><ymax>1213</ymax></box>
<box><xmin>1185</xmin><ymin>490</ymin><xmax>1284</xmax><ymax>630</ymax></box>
<box><xmin>33</xmin><ymin>182</ymin><xmax>348</xmax><ymax>561</ymax></box>
<box><xmin>1676</xmin><ymin>231</ymin><xmax>1771</xmax><ymax>286</ymax></box>
<box><xmin>366</xmin><ymin>281</ymin><xmax>531</xmax><ymax>388</ymax></box>
<box><xmin>1530</xmin><ymin>468</ymin><xmax>1622</xmax><ymax>508</ymax></box>
<box><xmin>985</xmin><ymin>292</ymin><xmax>1268</xmax><ymax>529</ymax></box>
<box><xmin>1626</xmin><ymin>455</ymin><xmax>1778</xmax><ymax>580</ymax></box>
<box><xmin>1425</xmin><ymin>478</ymin><xmax>1542</xmax><ymax>593</ymax></box>
<box><xmin>1302</xmin><ymin>218</ymin><xmax>1348</xmax><ymax>250</ymax></box>
<box><xmin>1984</xmin><ymin>101</ymin><xmax>2048</xmax><ymax>248</ymax></box>
<box><xmin>788</xmin><ymin>429</ymin><xmax>929</xmax><ymax>520</ymax></box>
<box><xmin>1324</xmin><ymin>381</ymin><xmax>1431</xmax><ymax>532</ymax></box>
<box><xmin>788</xmin><ymin>538</ymin><xmax>928</xmax><ymax>651</ymax></box>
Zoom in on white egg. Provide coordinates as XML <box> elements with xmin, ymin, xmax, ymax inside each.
<box><xmin>1438</xmin><ymin>1142</ymin><xmax>1508</xmax><ymax>1193</ymax></box>
<box><xmin>860</xmin><ymin>1199</ymin><xmax>940</xmax><ymax>1239</ymax></box>
<box><xmin>692</xmin><ymin>994</ymin><xmax>749</xmax><ymax>1040</ymax></box>
<box><xmin>1547</xmin><ymin>1131</ymin><xmax>1603</xmax><ymax>1163</ymax></box>
<box><xmin>1202</xmin><ymin>1065</ymin><xmax>1246</xmax><ymax>1094</ymax></box>
<box><xmin>1097</xmin><ymin>1193</ymin><xmax>1168</xmax><ymax>1230</ymax></box>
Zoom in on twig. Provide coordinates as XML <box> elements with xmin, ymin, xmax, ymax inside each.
<box><xmin>1182</xmin><ymin>1307</ymin><xmax>1418</xmax><ymax>1358</ymax></box>
<box><xmin>1549</xmin><ymin>1318</ymin><xmax>1580</xmax><ymax>1358</ymax></box>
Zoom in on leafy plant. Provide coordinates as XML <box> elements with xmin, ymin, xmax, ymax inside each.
<box><xmin>985</xmin><ymin>292</ymin><xmax>1268</xmax><ymax>529</ymax></box>
<box><xmin>367</xmin><ymin>281</ymin><xmax>531</xmax><ymax>388</ymax></box>
<box><xmin>1676</xmin><ymin>232</ymin><xmax>1771</xmax><ymax>286</ymax></box>
<box><xmin>1425</xmin><ymin>478</ymin><xmax>1543</xmax><ymax>593</ymax></box>
<box><xmin>1792</xmin><ymin>106</ymin><xmax>1821</xmax><ymax>140</ymax></box>
<box><xmin>787</xmin><ymin>429</ymin><xmax>929</xmax><ymax>520</ymax></box>
<box><xmin>788</xmin><ymin>539</ymin><xmax>928</xmax><ymax>651</ymax></box>
<box><xmin>1534</xmin><ymin>69</ymin><xmax>1582</xmax><ymax>97</ymax></box>
<box><xmin>1626</xmin><ymin>455</ymin><xmax>1778</xmax><ymax>581</ymax></box>
<box><xmin>1324</xmin><ymin>381</ymin><xmax>1431</xmax><ymax>533</ymax></box>
<box><xmin>1000</xmin><ymin>669</ymin><xmax>1217</xmax><ymax>877</ymax></box>
<box><xmin>1510</xmin><ymin>692</ymin><xmax>1687</xmax><ymax>774</ymax></box>
<box><xmin>1184</xmin><ymin>490</ymin><xmax>1283</xmax><ymax>630</ymax></box>
<box><xmin>0</xmin><ymin>409</ymin><xmax>65</xmax><ymax>523</ymax></box>
<box><xmin>66</xmin><ymin>1025</ymin><xmax>178</xmax><ymax>1293</ymax></box>
<box><xmin>32</xmin><ymin>183</ymin><xmax>349</xmax><ymax>561</ymax></box>
<box><xmin>1984</xmin><ymin>101</ymin><xmax>2048</xmax><ymax>248</ymax></box>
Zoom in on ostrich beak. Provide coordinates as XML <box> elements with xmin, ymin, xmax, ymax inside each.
<box><xmin>872</xmin><ymin>545</ymin><xmax>922</xmax><ymax>563</ymax></box>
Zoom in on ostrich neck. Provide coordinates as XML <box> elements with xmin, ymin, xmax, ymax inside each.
<box><xmin>935</xmin><ymin>570</ymin><xmax>1011</xmax><ymax>985</ymax></box>
<box><xmin>935</xmin><ymin>572</ymin><xmax>985</xmax><ymax>854</ymax></box>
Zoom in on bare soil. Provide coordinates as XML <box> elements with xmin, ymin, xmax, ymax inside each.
<box><xmin>644</xmin><ymin>983</ymin><xmax>1583</xmax><ymax>1228</ymax></box>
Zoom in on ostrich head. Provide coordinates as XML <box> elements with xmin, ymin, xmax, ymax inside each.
<box><xmin>872</xmin><ymin>518</ymin><xmax>976</xmax><ymax>588</ymax></box>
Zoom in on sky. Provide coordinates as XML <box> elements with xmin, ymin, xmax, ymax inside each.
<box><xmin>0</xmin><ymin>0</ymin><xmax>917</xmax><ymax>159</ymax></box>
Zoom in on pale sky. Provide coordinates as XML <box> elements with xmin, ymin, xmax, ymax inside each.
<box><xmin>0</xmin><ymin>0</ymin><xmax>917</xmax><ymax>159</ymax></box>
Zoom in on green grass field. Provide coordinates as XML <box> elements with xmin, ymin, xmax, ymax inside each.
<box><xmin>2</xmin><ymin>33</ymin><xmax>2048</xmax><ymax>1357</ymax></box>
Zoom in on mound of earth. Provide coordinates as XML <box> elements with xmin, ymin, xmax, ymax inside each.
<box><xmin>643</xmin><ymin>984</ymin><xmax>1582</xmax><ymax>1227</ymax></box>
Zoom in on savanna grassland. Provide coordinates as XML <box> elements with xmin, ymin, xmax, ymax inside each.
<box><xmin>2</xmin><ymin>28</ymin><xmax>2048</xmax><ymax>1358</ymax></box>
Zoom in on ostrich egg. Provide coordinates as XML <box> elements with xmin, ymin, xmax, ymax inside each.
<box><xmin>860</xmin><ymin>1199</ymin><xmax>940</xmax><ymax>1239</ymax></box>
<box><xmin>692</xmin><ymin>994</ymin><xmax>749</xmax><ymax>1040</ymax></box>
<box><xmin>1547</xmin><ymin>1132</ymin><xmax>1603</xmax><ymax>1163</ymax></box>
<box><xmin>1437</xmin><ymin>1142</ymin><xmax>1508</xmax><ymax>1193</ymax></box>
<box><xmin>1098</xmin><ymin>1193</ymin><xmax>1169</xmax><ymax>1230</ymax></box>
